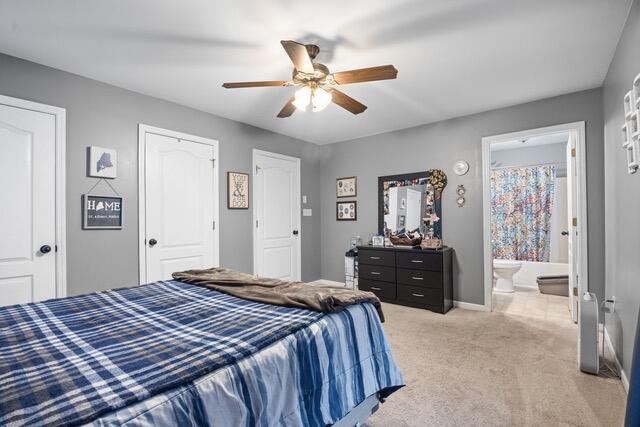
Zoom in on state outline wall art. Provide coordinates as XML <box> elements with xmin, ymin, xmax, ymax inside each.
<box><xmin>88</xmin><ymin>146</ymin><xmax>117</xmax><ymax>179</ymax></box>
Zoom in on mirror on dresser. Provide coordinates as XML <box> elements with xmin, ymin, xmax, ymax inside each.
<box><xmin>378</xmin><ymin>171</ymin><xmax>443</xmax><ymax>240</ymax></box>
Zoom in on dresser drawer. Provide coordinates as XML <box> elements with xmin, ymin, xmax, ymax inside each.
<box><xmin>396</xmin><ymin>251</ymin><xmax>442</xmax><ymax>271</ymax></box>
<box><xmin>359</xmin><ymin>279</ymin><xmax>396</xmax><ymax>300</ymax></box>
<box><xmin>397</xmin><ymin>268</ymin><xmax>442</xmax><ymax>289</ymax></box>
<box><xmin>359</xmin><ymin>264</ymin><xmax>395</xmax><ymax>283</ymax></box>
<box><xmin>397</xmin><ymin>284</ymin><xmax>442</xmax><ymax>307</ymax></box>
<box><xmin>358</xmin><ymin>249</ymin><xmax>395</xmax><ymax>266</ymax></box>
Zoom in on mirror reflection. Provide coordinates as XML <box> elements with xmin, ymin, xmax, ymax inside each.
<box><xmin>381</xmin><ymin>174</ymin><xmax>441</xmax><ymax>239</ymax></box>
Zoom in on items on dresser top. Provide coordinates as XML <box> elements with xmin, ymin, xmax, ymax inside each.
<box><xmin>357</xmin><ymin>245</ymin><xmax>453</xmax><ymax>314</ymax></box>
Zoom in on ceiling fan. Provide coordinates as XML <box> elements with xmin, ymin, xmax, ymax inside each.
<box><xmin>222</xmin><ymin>40</ymin><xmax>398</xmax><ymax>118</ymax></box>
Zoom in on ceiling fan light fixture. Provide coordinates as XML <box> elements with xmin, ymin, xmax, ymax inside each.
<box><xmin>222</xmin><ymin>40</ymin><xmax>398</xmax><ymax>118</ymax></box>
<box><xmin>293</xmin><ymin>86</ymin><xmax>312</xmax><ymax>110</ymax></box>
<box><xmin>312</xmin><ymin>88</ymin><xmax>332</xmax><ymax>112</ymax></box>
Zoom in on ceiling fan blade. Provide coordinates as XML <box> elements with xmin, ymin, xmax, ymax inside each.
<box><xmin>222</xmin><ymin>80</ymin><xmax>289</xmax><ymax>88</ymax></box>
<box><xmin>327</xmin><ymin>89</ymin><xmax>367</xmax><ymax>115</ymax></box>
<box><xmin>331</xmin><ymin>65</ymin><xmax>398</xmax><ymax>85</ymax></box>
<box><xmin>277</xmin><ymin>97</ymin><xmax>296</xmax><ymax>118</ymax></box>
<box><xmin>280</xmin><ymin>40</ymin><xmax>315</xmax><ymax>73</ymax></box>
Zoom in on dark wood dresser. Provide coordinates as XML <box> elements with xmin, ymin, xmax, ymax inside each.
<box><xmin>357</xmin><ymin>246</ymin><xmax>453</xmax><ymax>314</ymax></box>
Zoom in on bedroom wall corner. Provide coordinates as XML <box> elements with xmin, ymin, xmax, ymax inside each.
<box><xmin>318</xmin><ymin>88</ymin><xmax>604</xmax><ymax>307</ymax></box>
<box><xmin>0</xmin><ymin>53</ymin><xmax>323</xmax><ymax>294</ymax></box>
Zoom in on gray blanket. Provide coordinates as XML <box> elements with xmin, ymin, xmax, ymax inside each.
<box><xmin>172</xmin><ymin>267</ymin><xmax>385</xmax><ymax>322</ymax></box>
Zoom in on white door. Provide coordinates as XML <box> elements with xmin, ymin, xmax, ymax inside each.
<box><xmin>143</xmin><ymin>131</ymin><xmax>218</xmax><ymax>282</ymax></box>
<box><xmin>253</xmin><ymin>150</ymin><xmax>301</xmax><ymax>281</ymax></box>
<box><xmin>566</xmin><ymin>135</ymin><xmax>579</xmax><ymax>323</ymax></box>
<box><xmin>405</xmin><ymin>188</ymin><xmax>421</xmax><ymax>230</ymax></box>
<box><xmin>0</xmin><ymin>104</ymin><xmax>56</xmax><ymax>306</ymax></box>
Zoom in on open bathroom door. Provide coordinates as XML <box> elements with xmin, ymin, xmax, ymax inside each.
<box><xmin>566</xmin><ymin>135</ymin><xmax>579</xmax><ymax>323</ymax></box>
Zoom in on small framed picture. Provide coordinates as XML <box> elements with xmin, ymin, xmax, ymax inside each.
<box><xmin>372</xmin><ymin>235</ymin><xmax>385</xmax><ymax>247</ymax></box>
<box><xmin>227</xmin><ymin>172</ymin><xmax>249</xmax><ymax>209</ymax></box>
<box><xmin>336</xmin><ymin>201</ymin><xmax>357</xmax><ymax>221</ymax></box>
<box><xmin>88</xmin><ymin>146</ymin><xmax>117</xmax><ymax>179</ymax></box>
<box><xmin>336</xmin><ymin>176</ymin><xmax>357</xmax><ymax>198</ymax></box>
<box><xmin>83</xmin><ymin>195</ymin><xmax>123</xmax><ymax>229</ymax></box>
<box><xmin>398</xmin><ymin>215</ymin><xmax>406</xmax><ymax>227</ymax></box>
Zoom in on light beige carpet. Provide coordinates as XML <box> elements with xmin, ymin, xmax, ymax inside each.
<box><xmin>366</xmin><ymin>302</ymin><xmax>627</xmax><ymax>426</ymax></box>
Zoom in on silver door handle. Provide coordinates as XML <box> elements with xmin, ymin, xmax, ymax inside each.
<box><xmin>370</xmin><ymin>271</ymin><xmax>381</xmax><ymax>275</ymax></box>
<box><xmin>411</xmin><ymin>260</ymin><xmax>423</xmax><ymax>263</ymax></box>
<box><xmin>371</xmin><ymin>287</ymin><xmax>381</xmax><ymax>291</ymax></box>
<box><xmin>411</xmin><ymin>293</ymin><xmax>425</xmax><ymax>298</ymax></box>
<box><xmin>370</xmin><ymin>256</ymin><xmax>381</xmax><ymax>260</ymax></box>
<box><xmin>411</xmin><ymin>276</ymin><xmax>423</xmax><ymax>280</ymax></box>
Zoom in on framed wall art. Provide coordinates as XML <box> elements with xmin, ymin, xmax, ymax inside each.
<box><xmin>88</xmin><ymin>146</ymin><xmax>117</xmax><ymax>179</ymax></box>
<box><xmin>82</xmin><ymin>195</ymin><xmax>123</xmax><ymax>229</ymax></box>
<box><xmin>336</xmin><ymin>201</ymin><xmax>357</xmax><ymax>221</ymax></box>
<box><xmin>227</xmin><ymin>172</ymin><xmax>249</xmax><ymax>209</ymax></box>
<box><xmin>336</xmin><ymin>176</ymin><xmax>357</xmax><ymax>198</ymax></box>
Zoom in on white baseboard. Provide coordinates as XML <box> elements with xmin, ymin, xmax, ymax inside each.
<box><xmin>454</xmin><ymin>301</ymin><xmax>490</xmax><ymax>312</ymax></box>
<box><xmin>604</xmin><ymin>327</ymin><xmax>629</xmax><ymax>393</ymax></box>
<box><xmin>307</xmin><ymin>279</ymin><xmax>346</xmax><ymax>288</ymax></box>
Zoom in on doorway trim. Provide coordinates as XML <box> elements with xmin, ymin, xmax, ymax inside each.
<box><xmin>252</xmin><ymin>149</ymin><xmax>302</xmax><ymax>280</ymax></box>
<box><xmin>0</xmin><ymin>94</ymin><xmax>67</xmax><ymax>298</ymax></box>
<box><xmin>137</xmin><ymin>124</ymin><xmax>219</xmax><ymax>284</ymax></box>
<box><xmin>481</xmin><ymin>121</ymin><xmax>588</xmax><ymax>312</ymax></box>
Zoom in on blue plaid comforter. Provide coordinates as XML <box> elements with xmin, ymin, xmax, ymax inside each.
<box><xmin>0</xmin><ymin>281</ymin><xmax>325</xmax><ymax>426</ymax></box>
<box><xmin>90</xmin><ymin>300</ymin><xmax>404</xmax><ymax>426</ymax></box>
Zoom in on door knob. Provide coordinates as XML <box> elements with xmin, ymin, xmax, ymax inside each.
<box><xmin>561</xmin><ymin>231</ymin><xmax>569</xmax><ymax>236</ymax></box>
<box><xmin>39</xmin><ymin>245</ymin><xmax>52</xmax><ymax>254</ymax></box>
<box><xmin>148</xmin><ymin>238</ymin><xmax>158</xmax><ymax>247</ymax></box>
<box><xmin>292</xmin><ymin>230</ymin><xmax>299</xmax><ymax>236</ymax></box>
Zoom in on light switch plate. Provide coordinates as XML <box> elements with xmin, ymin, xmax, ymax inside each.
<box><xmin>302</xmin><ymin>195</ymin><xmax>307</xmax><ymax>204</ymax></box>
<box><xmin>303</xmin><ymin>208</ymin><xmax>312</xmax><ymax>217</ymax></box>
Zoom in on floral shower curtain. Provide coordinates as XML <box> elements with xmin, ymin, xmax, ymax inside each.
<box><xmin>491</xmin><ymin>165</ymin><xmax>556</xmax><ymax>262</ymax></box>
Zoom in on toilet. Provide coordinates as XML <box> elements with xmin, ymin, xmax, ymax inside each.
<box><xmin>493</xmin><ymin>259</ymin><xmax>523</xmax><ymax>293</ymax></box>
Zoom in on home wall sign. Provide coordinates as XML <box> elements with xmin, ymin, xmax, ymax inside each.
<box><xmin>227</xmin><ymin>171</ymin><xmax>249</xmax><ymax>209</ymax></box>
<box><xmin>83</xmin><ymin>195</ymin><xmax>123</xmax><ymax>229</ymax></box>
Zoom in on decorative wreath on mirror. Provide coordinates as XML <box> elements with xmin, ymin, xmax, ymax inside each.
<box><xmin>428</xmin><ymin>169</ymin><xmax>448</xmax><ymax>192</ymax></box>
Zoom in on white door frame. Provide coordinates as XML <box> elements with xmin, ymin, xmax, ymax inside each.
<box><xmin>137</xmin><ymin>124</ymin><xmax>219</xmax><ymax>284</ymax></box>
<box><xmin>0</xmin><ymin>94</ymin><xmax>67</xmax><ymax>299</ymax></box>
<box><xmin>481</xmin><ymin>121</ymin><xmax>588</xmax><ymax>312</ymax></box>
<box><xmin>252</xmin><ymin>149</ymin><xmax>301</xmax><ymax>280</ymax></box>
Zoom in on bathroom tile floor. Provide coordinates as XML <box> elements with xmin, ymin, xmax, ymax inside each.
<box><xmin>493</xmin><ymin>286</ymin><xmax>573</xmax><ymax>324</ymax></box>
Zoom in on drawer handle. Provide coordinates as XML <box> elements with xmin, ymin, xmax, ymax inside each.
<box><xmin>410</xmin><ymin>260</ymin><xmax>423</xmax><ymax>263</ymax></box>
<box><xmin>369</xmin><ymin>256</ymin><xmax>381</xmax><ymax>260</ymax></box>
<box><xmin>411</xmin><ymin>276</ymin><xmax>423</xmax><ymax>280</ymax></box>
<box><xmin>411</xmin><ymin>293</ymin><xmax>425</xmax><ymax>298</ymax></box>
<box><xmin>371</xmin><ymin>287</ymin><xmax>382</xmax><ymax>291</ymax></box>
<box><xmin>370</xmin><ymin>271</ymin><xmax>381</xmax><ymax>275</ymax></box>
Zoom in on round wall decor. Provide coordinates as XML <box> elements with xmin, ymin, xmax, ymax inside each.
<box><xmin>453</xmin><ymin>160</ymin><xmax>469</xmax><ymax>176</ymax></box>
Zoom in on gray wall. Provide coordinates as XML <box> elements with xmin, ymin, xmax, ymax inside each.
<box><xmin>0</xmin><ymin>53</ymin><xmax>322</xmax><ymax>295</ymax></box>
<box><xmin>602</xmin><ymin>0</ymin><xmax>640</xmax><ymax>378</ymax></box>
<box><xmin>319</xmin><ymin>89</ymin><xmax>604</xmax><ymax>305</ymax></box>
<box><xmin>491</xmin><ymin>142</ymin><xmax>567</xmax><ymax>176</ymax></box>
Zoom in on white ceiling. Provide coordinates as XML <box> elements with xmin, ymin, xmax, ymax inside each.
<box><xmin>0</xmin><ymin>0</ymin><xmax>632</xmax><ymax>145</ymax></box>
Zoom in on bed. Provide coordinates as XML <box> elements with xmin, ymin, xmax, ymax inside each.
<box><xmin>0</xmin><ymin>279</ymin><xmax>404</xmax><ymax>426</ymax></box>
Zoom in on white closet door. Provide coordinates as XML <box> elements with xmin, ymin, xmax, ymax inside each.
<box><xmin>144</xmin><ymin>133</ymin><xmax>216</xmax><ymax>282</ymax></box>
<box><xmin>0</xmin><ymin>104</ymin><xmax>56</xmax><ymax>306</ymax></box>
<box><xmin>253</xmin><ymin>150</ymin><xmax>301</xmax><ymax>281</ymax></box>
